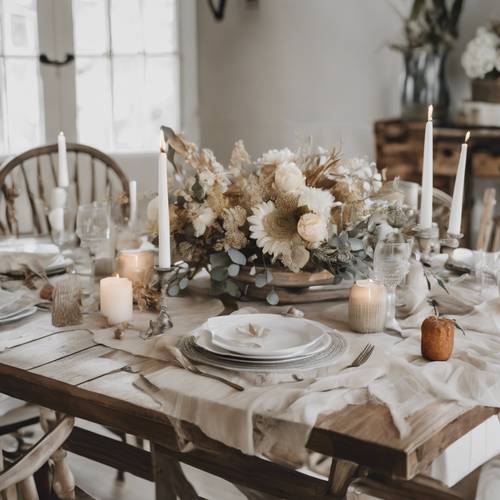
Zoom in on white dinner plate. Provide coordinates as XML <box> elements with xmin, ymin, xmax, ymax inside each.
<box><xmin>194</xmin><ymin>329</ymin><xmax>332</xmax><ymax>362</ymax></box>
<box><xmin>206</xmin><ymin>314</ymin><xmax>325</xmax><ymax>357</ymax></box>
<box><xmin>0</xmin><ymin>307</ymin><xmax>37</xmax><ymax>325</ymax></box>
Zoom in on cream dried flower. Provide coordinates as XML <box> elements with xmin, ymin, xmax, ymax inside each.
<box><xmin>192</xmin><ymin>205</ymin><xmax>216</xmax><ymax>237</ymax></box>
<box><xmin>297</xmin><ymin>213</ymin><xmax>328</xmax><ymax>244</ymax></box>
<box><xmin>298</xmin><ymin>186</ymin><xmax>335</xmax><ymax>219</ymax></box>
<box><xmin>248</xmin><ymin>201</ymin><xmax>309</xmax><ymax>272</ymax></box>
<box><xmin>229</xmin><ymin>140</ymin><xmax>251</xmax><ymax>174</ymax></box>
<box><xmin>274</xmin><ymin>161</ymin><xmax>305</xmax><ymax>193</ymax></box>
<box><xmin>258</xmin><ymin>148</ymin><xmax>295</xmax><ymax>167</ymax></box>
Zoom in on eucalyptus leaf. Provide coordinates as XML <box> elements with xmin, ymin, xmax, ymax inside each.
<box><xmin>348</xmin><ymin>238</ymin><xmax>364</xmax><ymax>252</ymax></box>
<box><xmin>167</xmin><ymin>284</ymin><xmax>180</xmax><ymax>296</ymax></box>
<box><xmin>228</xmin><ymin>263</ymin><xmax>240</xmax><ymax>277</ymax></box>
<box><xmin>228</xmin><ymin>248</ymin><xmax>246</xmax><ymax>266</ymax></box>
<box><xmin>266</xmin><ymin>270</ymin><xmax>273</xmax><ymax>284</ymax></box>
<box><xmin>179</xmin><ymin>277</ymin><xmax>189</xmax><ymax>290</ymax></box>
<box><xmin>210</xmin><ymin>281</ymin><xmax>225</xmax><ymax>296</ymax></box>
<box><xmin>254</xmin><ymin>273</ymin><xmax>268</xmax><ymax>288</ymax></box>
<box><xmin>225</xmin><ymin>280</ymin><xmax>241</xmax><ymax>298</ymax></box>
<box><xmin>211</xmin><ymin>267</ymin><xmax>228</xmax><ymax>282</ymax></box>
<box><xmin>266</xmin><ymin>288</ymin><xmax>280</xmax><ymax>306</ymax></box>
<box><xmin>210</xmin><ymin>252</ymin><xmax>230</xmax><ymax>268</ymax></box>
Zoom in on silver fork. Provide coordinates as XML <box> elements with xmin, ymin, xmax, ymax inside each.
<box><xmin>292</xmin><ymin>344</ymin><xmax>375</xmax><ymax>385</ymax></box>
<box><xmin>342</xmin><ymin>343</ymin><xmax>375</xmax><ymax>370</ymax></box>
<box><xmin>318</xmin><ymin>344</ymin><xmax>375</xmax><ymax>392</ymax></box>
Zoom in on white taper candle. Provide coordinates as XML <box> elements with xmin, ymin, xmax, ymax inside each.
<box><xmin>448</xmin><ymin>132</ymin><xmax>470</xmax><ymax>235</ymax></box>
<box><xmin>128</xmin><ymin>180</ymin><xmax>137</xmax><ymax>227</ymax></box>
<box><xmin>419</xmin><ymin>105</ymin><xmax>434</xmax><ymax>229</ymax></box>
<box><xmin>158</xmin><ymin>133</ymin><xmax>171</xmax><ymax>268</ymax></box>
<box><xmin>57</xmin><ymin>132</ymin><xmax>69</xmax><ymax>188</ymax></box>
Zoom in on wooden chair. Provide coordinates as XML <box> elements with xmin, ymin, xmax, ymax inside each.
<box><xmin>476</xmin><ymin>188</ymin><xmax>497</xmax><ymax>251</ymax></box>
<box><xmin>0</xmin><ymin>143</ymin><xmax>129</xmax><ymax>237</ymax></box>
<box><xmin>0</xmin><ymin>414</ymin><xmax>95</xmax><ymax>500</ymax></box>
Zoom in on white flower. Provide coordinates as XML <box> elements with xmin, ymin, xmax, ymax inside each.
<box><xmin>192</xmin><ymin>206</ymin><xmax>215</xmax><ymax>237</ymax></box>
<box><xmin>147</xmin><ymin>196</ymin><xmax>159</xmax><ymax>222</ymax></box>
<box><xmin>258</xmin><ymin>148</ymin><xmax>295</xmax><ymax>166</ymax></box>
<box><xmin>297</xmin><ymin>213</ymin><xmax>328</xmax><ymax>244</ymax></box>
<box><xmin>298</xmin><ymin>187</ymin><xmax>335</xmax><ymax>218</ymax></box>
<box><xmin>462</xmin><ymin>26</ymin><xmax>500</xmax><ymax>79</ymax></box>
<box><xmin>274</xmin><ymin>161</ymin><xmax>305</xmax><ymax>193</ymax></box>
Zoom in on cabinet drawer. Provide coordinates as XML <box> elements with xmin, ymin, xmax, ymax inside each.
<box><xmin>473</xmin><ymin>152</ymin><xmax>500</xmax><ymax>176</ymax></box>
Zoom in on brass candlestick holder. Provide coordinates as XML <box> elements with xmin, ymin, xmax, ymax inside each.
<box><xmin>414</xmin><ymin>223</ymin><xmax>440</xmax><ymax>261</ymax></box>
<box><xmin>141</xmin><ymin>266</ymin><xmax>173</xmax><ymax>339</ymax></box>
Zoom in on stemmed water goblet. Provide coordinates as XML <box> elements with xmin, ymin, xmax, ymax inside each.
<box><xmin>75</xmin><ymin>202</ymin><xmax>111</xmax><ymax>305</ymax></box>
<box><xmin>373</xmin><ymin>236</ymin><xmax>412</xmax><ymax>332</ymax></box>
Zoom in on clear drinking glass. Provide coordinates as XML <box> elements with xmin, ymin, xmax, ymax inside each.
<box><xmin>373</xmin><ymin>238</ymin><xmax>411</xmax><ymax>331</ymax></box>
<box><xmin>75</xmin><ymin>202</ymin><xmax>112</xmax><ymax>278</ymax></box>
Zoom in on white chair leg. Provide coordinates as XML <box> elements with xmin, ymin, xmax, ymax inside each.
<box><xmin>20</xmin><ymin>475</ymin><xmax>39</xmax><ymax>500</ymax></box>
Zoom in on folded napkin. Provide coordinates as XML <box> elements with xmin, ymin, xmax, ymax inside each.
<box><xmin>0</xmin><ymin>240</ymin><xmax>64</xmax><ymax>274</ymax></box>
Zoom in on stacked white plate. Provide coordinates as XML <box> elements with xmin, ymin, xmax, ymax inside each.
<box><xmin>180</xmin><ymin>314</ymin><xmax>347</xmax><ymax>372</ymax></box>
<box><xmin>0</xmin><ymin>290</ymin><xmax>37</xmax><ymax>325</ymax></box>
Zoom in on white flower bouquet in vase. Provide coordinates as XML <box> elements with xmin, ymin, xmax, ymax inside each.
<box><xmin>147</xmin><ymin>128</ymin><xmax>416</xmax><ymax>304</ymax></box>
<box><xmin>462</xmin><ymin>22</ymin><xmax>500</xmax><ymax>103</ymax></box>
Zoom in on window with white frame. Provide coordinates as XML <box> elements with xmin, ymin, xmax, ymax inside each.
<box><xmin>0</xmin><ymin>0</ymin><xmax>44</xmax><ymax>153</ymax></box>
<box><xmin>72</xmin><ymin>0</ymin><xmax>180</xmax><ymax>151</ymax></box>
<box><xmin>0</xmin><ymin>0</ymin><xmax>183</xmax><ymax>156</ymax></box>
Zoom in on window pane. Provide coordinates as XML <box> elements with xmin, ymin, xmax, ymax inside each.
<box><xmin>75</xmin><ymin>57</ymin><xmax>113</xmax><ymax>149</ymax></box>
<box><xmin>2</xmin><ymin>0</ymin><xmax>37</xmax><ymax>55</ymax></box>
<box><xmin>5</xmin><ymin>57</ymin><xmax>42</xmax><ymax>151</ymax></box>
<box><xmin>110</xmin><ymin>0</ymin><xmax>142</xmax><ymax>55</ymax></box>
<box><xmin>143</xmin><ymin>0</ymin><xmax>177</xmax><ymax>54</ymax></box>
<box><xmin>143</xmin><ymin>55</ymin><xmax>179</xmax><ymax>149</ymax></box>
<box><xmin>0</xmin><ymin>60</ymin><xmax>5</xmax><ymax>151</ymax></box>
<box><xmin>72</xmin><ymin>0</ymin><xmax>108</xmax><ymax>55</ymax></box>
<box><xmin>112</xmin><ymin>55</ymin><xmax>143</xmax><ymax>149</ymax></box>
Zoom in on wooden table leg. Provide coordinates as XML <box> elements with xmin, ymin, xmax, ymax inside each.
<box><xmin>328</xmin><ymin>458</ymin><xmax>360</xmax><ymax>498</ymax></box>
<box><xmin>152</xmin><ymin>443</ymin><xmax>198</xmax><ymax>500</ymax></box>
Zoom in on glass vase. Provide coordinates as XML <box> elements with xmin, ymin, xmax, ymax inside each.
<box><xmin>400</xmin><ymin>47</ymin><xmax>450</xmax><ymax>123</ymax></box>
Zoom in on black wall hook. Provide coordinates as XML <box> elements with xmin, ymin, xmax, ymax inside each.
<box><xmin>207</xmin><ymin>0</ymin><xmax>226</xmax><ymax>21</ymax></box>
<box><xmin>39</xmin><ymin>53</ymin><xmax>75</xmax><ymax>67</ymax></box>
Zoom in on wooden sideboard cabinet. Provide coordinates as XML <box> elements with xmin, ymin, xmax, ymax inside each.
<box><xmin>374</xmin><ymin>119</ymin><xmax>500</xmax><ymax>246</ymax></box>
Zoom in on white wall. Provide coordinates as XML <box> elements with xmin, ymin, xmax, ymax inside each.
<box><xmin>196</xmin><ymin>0</ymin><xmax>500</xmax><ymax>163</ymax></box>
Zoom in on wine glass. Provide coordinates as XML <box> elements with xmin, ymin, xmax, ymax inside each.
<box><xmin>76</xmin><ymin>202</ymin><xmax>112</xmax><ymax>278</ymax></box>
<box><xmin>373</xmin><ymin>237</ymin><xmax>411</xmax><ymax>332</ymax></box>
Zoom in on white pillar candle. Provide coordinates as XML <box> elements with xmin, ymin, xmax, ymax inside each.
<box><xmin>348</xmin><ymin>280</ymin><xmax>387</xmax><ymax>333</ymax></box>
<box><xmin>57</xmin><ymin>132</ymin><xmax>69</xmax><ymax>188</ymax></box>
<box><xmin>419</xmin><ymin>105</ymin><xmax>434</xmax><ymax>229</ymax></box>
<box><xmin>448</xmin><ymin>132</ymin><xmax>470</xmax><ymax>236</ymax></box>
<box><xmin>158</xmin><ymin>133</ymin><xmax>171</xmax><ymax>268</ymax></box>
<box><xmin>128</xmin><ymin>180</ymin><xmax>137</xmax><ymax>227</ymax></box>
<box><xmin>100</xmin><ymin>276</ymin><xmax>133</xmax><ymax>325</ymax></box>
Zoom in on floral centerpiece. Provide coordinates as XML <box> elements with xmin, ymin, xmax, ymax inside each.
<box><xmin>147</xmin><ymin>129</ymin><xmax>415</xmax><ymax>304</ymax></box>
<box><xmin>462</xmin><ymin>21</ymin><xmax>500</xmax><ymax>103</ymax></box>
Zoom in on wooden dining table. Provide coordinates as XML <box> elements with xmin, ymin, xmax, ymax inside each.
<box><xmin>0</xmin><ymin>311</ymin><xmax>496</xmax><ymax>499</ymax></box>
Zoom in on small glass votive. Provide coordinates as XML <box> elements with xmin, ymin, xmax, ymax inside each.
<box><xmin>348</xmin><ymin>279</ymin><xmax>387</xmax><ymax>333</ymax></box>
<box><xmin>115</xmin><ymin>250</ymin><xmax>154</xmax><ymax>286</ymax></box>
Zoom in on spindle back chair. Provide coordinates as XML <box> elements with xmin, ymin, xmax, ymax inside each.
<box><xmin>0</xmin><ymin>143</ymin><xmax>129</xmax><ymax>237</ymax></box>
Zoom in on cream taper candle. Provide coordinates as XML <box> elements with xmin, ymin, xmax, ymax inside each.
<box><xmin>419</xmin><ymin>105</ymin><xmax>434</xmax><ymax>229</ymax></box>
<box><xmin>128</xmin><ymin>180</ymin><xmax>137</xmax><ymax>227</ymax></box>
<box><xmin>158</xmin><ymin>133</ymin><xmax>171</xmax><ymax>268</ymax></box>
<box><xmin>447</xmin><ymin>132</ymin><xmax>470</xmax><ymax>236</ymax></box>
<box><xmin>57</xmin><ymin>132</ymin><xmax>69</xmax><ymax>188</ymax></box>
<box><xmin>100</xmin><ymin>275</ymin><xmax>133</xmax><ymax>325</ymax></box>
<box><xmin>349</xmin><ymin>280</ymin><xmax>387</xmax><ymax>333</ymax></box>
